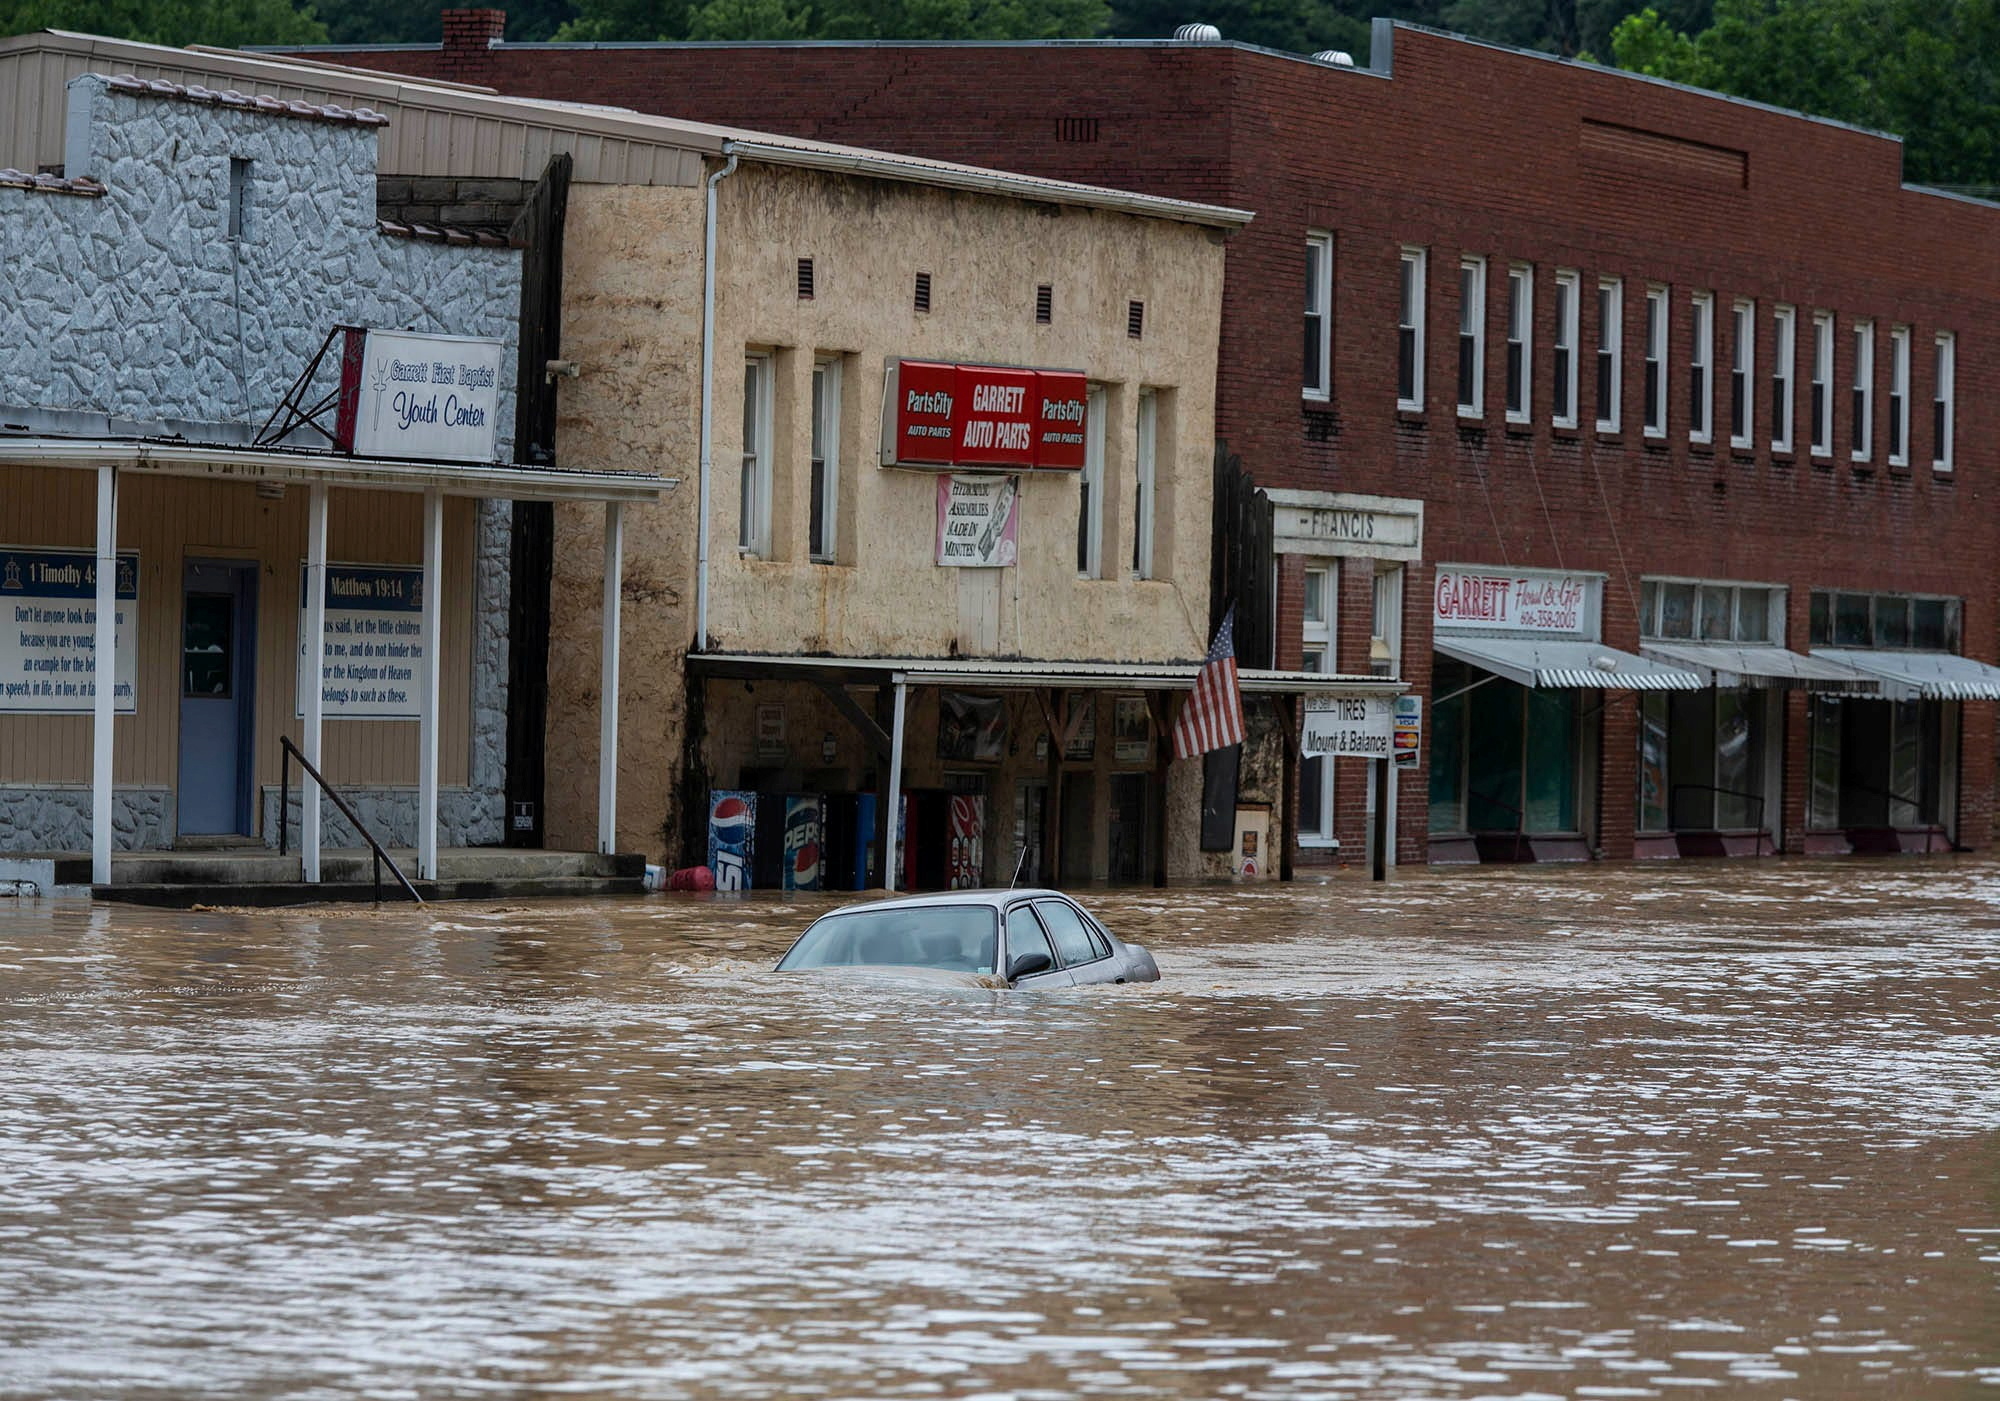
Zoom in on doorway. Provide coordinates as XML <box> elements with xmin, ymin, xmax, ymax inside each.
<box><xmin>1108</xmin><ymin>773</ymin><xmax>1150</xmax><ymax>884</ymax></box>
<box><xmin>178</xmin><ymin>560</ymin><xmax>258</xmax><ymax>839</ymax></box>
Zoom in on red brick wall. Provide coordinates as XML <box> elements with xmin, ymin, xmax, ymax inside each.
<box><xmin>299</xmin><ymin>19</ymin><xmax>2000</xmax><ymax>855</ymax></box>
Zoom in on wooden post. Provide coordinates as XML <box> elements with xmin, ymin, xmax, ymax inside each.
<box><xmin>1371</xmin><ymin>757</ymin><xmax>1390</xmax><ymax>882</ymax></box>
<box><xmin>1043</xmin><ymin>688</ymin><xmax>1064</xmax><ymax>886</ymax></box>
<box><xmin>1150</xmin><ymin>690</ymin><xmax>1174</xmax><ymax>888</ymax></box>
<box><xmin>1279</xmin><ymin>696</ymin><xmax>1298</xmax><ymax>882</ymax></box>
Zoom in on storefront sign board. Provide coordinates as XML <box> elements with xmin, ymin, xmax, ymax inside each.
<box><xmin>1433</xmin><ymin>566</ymin><xmax>1601</xmax><ymax>637</ymax></box>
<box><xmin>936</xmin><ymin>474</ymin><xmax>1020</xmax><ymax>567</ymax></box>
<box><xmin>336</xmin><ymin>328</ymin><xmax>505</xmax><ymax>463</ymax></box>
<box><xmin>884</xmin><ymin>360</ymin><xmax>1088</xmax><ymax>471</ymax></box>
<box><xmin>1267</xmin><ymin>490</ymin><xmax>1424</xmax><ymax>562</ymax></box>
<box><xmin>1300</xmin><ymin>694</ymin><xmax>1396</xmax><ymax>758</ymax></box>
<box><xmin>0</xmin><ymin>547</ymin><xmax>137</xmax><ymax>714</ymax></box>
<box><xmin>296</xmin><ymin>564</ymin><xmax>424</xmax><ymax>719</ymax></box>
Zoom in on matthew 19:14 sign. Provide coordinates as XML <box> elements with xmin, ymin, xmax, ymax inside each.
<box><xmin>296</xmin><ymin>564</ymin><xmax>426</xmax><ymax>720</ymax></box>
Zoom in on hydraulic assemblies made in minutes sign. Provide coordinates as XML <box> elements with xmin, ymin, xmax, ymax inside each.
<box><xmin>334</xmin><ymin>327</ymin><xmax>506</xmax><ymax>463</ymax></box>
<box><xmin>882</xmin><ymin>359</ymin><xmax>1089</xmax><ymax>471</ymax></box>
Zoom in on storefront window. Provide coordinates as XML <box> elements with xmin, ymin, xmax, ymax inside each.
<box><xmin>1429</xmin><ymin>655</ymin><xmax>1468</xmax><ymax>833</ymax></box>
<box><xmin>1834</xmin><ymin>593</ymin><xmax>1871</xmax><ymax>646</ymax></box>
<box><xmin>1659</xmin><ymin>582</ymin><xmax>1696</xmax><ymax>639</ymax></box>
<box><xmin>1809</xmin><ymin>590</ymin><xmax>1961</xmax><ymax>651</ymax></box>
<box><xmin>1522</xmin><ymin>689</ymin><xmax>1577</xmax><ymax>832</ymax></box>
<box><xmin>1809</xmin><ymin>693</ymin><xmax>1948</xmax><ymax>829</ymax></box>
<box><xmin>1429</xmin><ymin>656</ymin><xmax>1577</xmax><ymax>835</ymax></box>
<box><xmin>1637</xmin><ymin>687</ymin><xmax>1768</xmax><ymax>831</ymax></box>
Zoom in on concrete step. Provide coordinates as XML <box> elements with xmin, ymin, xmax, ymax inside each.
<box><xmin>102</xmin><ymin>847</ymin><xmax>643</xmax><ymax>886</ymax></box>
<box><xmin>96</xmin><ymin>874</ymin><xmax>649</xmax><ymax>908</ymax></box>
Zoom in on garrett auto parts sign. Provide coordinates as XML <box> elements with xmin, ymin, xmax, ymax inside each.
<box><xmin>882</xmin><ymin>360</ymin><xmax>1088</xmax><ymax>470</ymax></box>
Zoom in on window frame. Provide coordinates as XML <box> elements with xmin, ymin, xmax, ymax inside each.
<box><xmin>1730</xmin><ymin>298</ymin><xmax>1755</xmax><ymax>450</ymax></box>
<box><xmin>1851</xmin><ymin>318</ymin><xmax>1874</xmax><ymax>463</ymax></box>
<box><xmin>1934</xmin><ymin>332</ymin><xmax>1955</xmax><ymax>472</ymax></box>
<box><xmin>1505</xmin><ymin>263</ymin><xmax>1532</xmax><ymax>423</ymax></box>
<box><xmin>1689</xmin><ymin>291</ymin><xmax>1713</xmax><ymax>446</ymax></box>
<box><xmin>1595</xmin><ymin>276</ymin><xmax>1623</xmax><ymax>434</ymax></box>
<box><xmin>1397</xmin><ymin>247</ymin><xmax>1427</xmax><ymax>412</ymax></box>
<box><xmin>1133</xmin><ymin>388</ymin><xmax>1157</xmax><ymax>579</ymax></box>
<box><xmin>1076</xmin><ymin>383</ymin><xmax>1107</xmax><ymax>578</ymax></box>
<box><xmin>1811</xmin><ymin>311</ymin><xmax>1834</xmax><ymax>457</ymax></box>
<box><xmin>738</xmin><ymin>352</ymin><xmax>774</xmax><ymax>557</ymax></box>
<box><xmin>809</xmin><ymin>356</ymin><xmax>841</xmax><ymax>564</ymax></box>
<box><xmin>1771</xmin><ymin>304</ymin><xmax>1796</xmax><ymax>454</ymax></box>
<box><xmin>1552</xmin><ymin>269</ymin><xmax>1580</xmax><ymax>429</ymax></box>
<box><xmin>1888</xmin><ymin>324</ymin><xmax>1910</xmax><ymax>467</ymax></box>
<box><xmin>1642</xmin><ymin>284</ymin><xmax>1668</xmax><ymax>438</ymax></box>
<box><xmin>1457</xmin><ymin>254</ymin><xmax>1486</xmax><ymax>418</ymax></box>
<box><xmin>1298</xmin><ymin>561</ymin><xmax>1337</xmax><ymax>845</ymax></box>
<box><xmin>1304</xmin><ymin>231</ymin><xmax>1333</xmax><ymax>401</ymax></box>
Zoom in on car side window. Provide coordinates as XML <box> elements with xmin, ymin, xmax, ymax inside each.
<box><xmin>1004</xmin><ymin>904</ymin><xmax>1057</xmax><ymax>970</ymax></box>
<box><xmin>1035</xmin><ymin>899</ymin><xmax>1105</xmax><ymax>967</ymax></box>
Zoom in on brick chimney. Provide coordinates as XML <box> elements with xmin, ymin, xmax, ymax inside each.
<box><xmin>439</xmin><ymin>8</ymin><xmax>507</xmax><ymax>82</ymax></box>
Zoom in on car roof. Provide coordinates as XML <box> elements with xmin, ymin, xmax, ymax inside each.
<box><xmin>818</xmin><ymin>888</ymin><xmax>1079</xmax><ymax>915</ymax></box>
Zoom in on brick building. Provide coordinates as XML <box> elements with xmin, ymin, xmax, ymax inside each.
<box><xmin>293</xmin><ymin>13</ymin><xmax>2000</xmax><ymax>867</ymax></box>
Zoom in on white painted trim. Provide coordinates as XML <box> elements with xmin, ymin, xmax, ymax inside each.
<box><xmin>301</xmin><ymin>482</ymin><xmax>328</xmax><ymax>882</ymax></box>
<box><xmin>885</xmin><ymin>681</ymin><xmax>908</xmax><ymax>891</ymax></box>
<box><xmin>598</xmin><ymin>501</ymin><xmax>623</xmax><ymax>855</ymax></box>
<box><xmin>417</xmin><ymin>488</ymin><xmax>443</xmax><ymax>880</ymax></box>
<box><xmin>90</xmin><ymin>464</ymin><xmax>116</xmax><ymax>886</ymax></box>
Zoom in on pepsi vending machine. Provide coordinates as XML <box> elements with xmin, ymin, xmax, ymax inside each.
<box><xmin>706</xmin><ymin>791</ymin><xmax>757</xmax><ymax>890</ymax></box>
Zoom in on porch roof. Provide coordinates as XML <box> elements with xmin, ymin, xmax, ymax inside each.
<box><xmin>689</xmin><ymin>651</ymin><xmax>1404</xmax><ymax>696</ymax></box>
<box><xmin>1640</xmin><ymin>641</ymin><xmax>1882</xmax><ymax>694</ymax></box>
<box><xmin>1811</xmin><ymin>648</ymin><xmax>2000</xmax><ymax>701</ymax></box>
<box><xmin>1435</xmin><ymin>636</ymin><xmax>1704</xmax><ymax>691</ymax></box>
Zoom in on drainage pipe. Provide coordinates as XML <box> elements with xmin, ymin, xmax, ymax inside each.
<box><xmin>695</xmin><ymin>147</ymin><xmax>740</xmax><ymax>653</ymax></box>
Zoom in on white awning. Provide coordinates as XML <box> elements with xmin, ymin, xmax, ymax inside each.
<box><xmin>1641</xmin><ymin>642</ymin><xmax>1881</xmax><ymax>693</ymax></box>
<box><xmin>1436</xmin><ymin>636</ymin><xmax>1704</xmax><ymax>691</ymax></box>
<box><xmin>1811</xmin><ymin>649</ymin><xmax>2000</xmax><ymax>701</ymax></box>
<box><xmin>689</xmin><ymin>652</ymin><xmax>1404</xmax><ymax>696</ymax></box>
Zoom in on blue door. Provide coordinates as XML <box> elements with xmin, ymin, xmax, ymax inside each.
<box><xmin>177</xmin><ymin>561</ymin><xmax>257</xmax><ymax>837</ymax></box>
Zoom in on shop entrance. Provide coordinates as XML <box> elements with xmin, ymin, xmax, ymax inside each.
<box><xmin>177</xmin><ymin>559</ymin><xmax>258</xmax><ymax>838</ymax></box>
<box><xmin>1429</xmin><ymin>656</ymin><xmax>1580</xmax><ymax>860</ymax></box>
<box><xmin>1108</xmin><ymin>773</ymin><xmax>1150</xmax><ymax>884</ymax></box>
<box><xmin>1060</xmin><ymin>773</ymin><xmax>1096</xmax><ymax>881</ymax></box>
<box><xmin>1808</xmin><ymin>696</ymin><xmax>1956</xmax><ymax>848</ymax></box>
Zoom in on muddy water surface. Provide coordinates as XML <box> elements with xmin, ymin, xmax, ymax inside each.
<box><xmin>4</xmin><ymin>860</ymin><xmax>2000</xmax><ymax>1398</ymax></box>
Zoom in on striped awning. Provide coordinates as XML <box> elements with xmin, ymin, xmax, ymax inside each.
<box><xmin>1811</xmin><ymin>649</ymin><xmax>2000</xmax><ymax>701</ymax></box>
<box><xmin>1435</xmin><ymin>636</ymin><xmax>1704</xmax><ymax>691</ymax></box>
<box><xmin>1641</xmin><ymin>642</ymin><xmax>1881</xmax><ymax>694</ymax></box>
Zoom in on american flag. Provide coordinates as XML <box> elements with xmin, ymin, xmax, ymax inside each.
<box><xmin>1173</xmin><ymin>604</ymin><xmax>1247</xmax><ymax>759</ymax></box>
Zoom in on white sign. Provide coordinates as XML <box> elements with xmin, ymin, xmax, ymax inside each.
<box><xmin>344</xmin><ymin>329</ymin><xmax>505</xmax><ymax>463</ymax></box>
<box><xmin>296</xmin><ymin>564</ymin><xmax>425</xmax><ymax>719</ymax></box>
<box><xmin>1433</xmin><ymin>566</ymin><xmax>1600</xmax><ymax>637</ymax></box>
<box><xmin>1301</xmin><ymin>694</ymin><xmax>1396</xmax><ymax>758</ymax></box>
<box><xmin>1267</xmin><ymin>490</ymin><xmax>1423</xmax><ymax>561</ymax></box>
<box><xmin>0</xmin><ymin>547</ymin><xmax>137</xmax><ymax>714</ymax></box>
<box><xmin>935</xmin><ymin>473</ymin><xmax>1020</xmax><ymax>567</ymax></box>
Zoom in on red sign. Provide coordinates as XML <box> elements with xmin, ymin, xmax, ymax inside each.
<box><xmin>884</xmin><ymin>360</ymin><xmax>1088</xmax><ymax>470</ymax></box>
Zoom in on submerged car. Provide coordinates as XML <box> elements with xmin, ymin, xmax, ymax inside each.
<box><xmin>774</xmin><ymin>889</ymin><xmax>1160</xmax><ymax>988</ymax></box>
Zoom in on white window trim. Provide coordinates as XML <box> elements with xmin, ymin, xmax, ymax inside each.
<box><xmin>1811</xmin><ymin>311</ymin><xmax>1834</xmax><ymax>457</ymax></box>
<box><xmin>1888</xmin><ymin>325</ymin><xmax>1910</xmax><ymax>467</ymax></box>
<box><xmin>739</xmin><ymin>353</ymin><xmax>773</xmax><ymax>557</ymax></box>
<box><xmin>1934</xmin><ymin>332</ymin><xmax>1955</xmax><ymax>472</ymax></box>
<box><xmin>1596</xmin><ymin>276</ymin><xmax>1622</xmax><ymax>434</ymax></box>
<box><xmin>1553</xmin><ymin>269</ymin><xmax>1579</xmax><ymax>430</ymax></box>
<box><xmin>1304</xmin><ymin>231</ymin><xmax>1333</xmax><ymax>402</ymax></box>
<box><xmin>1457</xmin><ymin>254</ymin><xmax>1486</xmax><ymax>418</ymax></box>
<box><xmin>1299</xmin><ymin>562</ymin><xmax>1337</xmax><ymax>846</ymax></box>
<box><xmin>1133</xmin><ymin>389</ymin><xmax>1157</xmax><ymax>579</ymax></box>
<box><xmin>1505</xmin><ymin>263</ymin><xmax>1533</xmax><ymax>425</ymax></box>
<box><xmin>1851</xmin><ymin>318</ymin><xmax>1874</xmax><ymax>463</ymax></box>
<box><xmin>1643</xmin><ymin>284</ymin><xmax>1668</xmax><ymax>439</ymax></box>
<box><xmin>1078</xmin><ymin>383</ymin><xmax>1107</xmax><ymax>578</ymax></box>
<box><xmin>1730</xmin><ymin>298</ymin><xmax>1755</xmax><ymax>450</ymax></box>
<box><xmin>1689</xmin><ymin>291</ymin><xmax>1713</xmax><ymax>445</ymax></box>
<box><xmin>1771</xmin><ymin>304</ymin><xmax>1795</xmax><ymax>454</ymax></box>
<box><xmin>809</xmin><ymin>356</ymin><xmax>840</xmax><ymax>564</ymax></box>
<box><xmin>1398</xmin><ymin>246</ymin><xmax>1426</xmax><ymax>412</ymax></box>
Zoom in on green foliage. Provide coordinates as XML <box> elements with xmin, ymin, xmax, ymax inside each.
<box><xmin>0</xmin><ymin>0</ymin><xmax>327</xmax><ymax>45</ymax></box>
<box><xmin>1611</xmin><ymin>0</ymin><xmax>2000</xmax><ymax>185</ymax></box>
<box><xmin>556</xmin><ymin>0</ymin><xmax>1104</xmax><ymax>38</ymax></box>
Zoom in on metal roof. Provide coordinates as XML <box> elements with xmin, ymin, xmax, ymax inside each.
<box><xmin>1436</xmin><ymin>637</ymin><xmax>1704</xmax><ymax>691</ymax></box>
<box><xmin>1811</xmin><ymin>649</ymin><xmax>2000</xmax><ymax>702</ymax></box>
<box><xmin>691</xmin><ymin>652</ymin><xmax>1401</xmax><ymax>695</ymax></box>
<box><xmin>1641</xmin><ymin>641</ymin><xmax>1881</xmax><ymax>694</ymax></box>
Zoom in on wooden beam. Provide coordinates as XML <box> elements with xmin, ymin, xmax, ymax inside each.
<box><xmin>813</xmin><ymin>677</ymin><xmax>893</xmax><ymax>762</ymax></box>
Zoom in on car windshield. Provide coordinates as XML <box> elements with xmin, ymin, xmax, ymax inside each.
<box><xmin>777</xmin><ymin>905</ymin><xmax>999</xmax><ymax>974</ymax></box>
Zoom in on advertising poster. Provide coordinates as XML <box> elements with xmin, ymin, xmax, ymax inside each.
<box><xmin>947</xmin><ymin>795</ymin><xmax>985</xmax><ymax>890</ymax></box>
<box><xmin>1063</xmin><ymin>691</ymin><xmax>1096</xmax><ymax>761</ymax></box>
<box><xmin>296</xmin><ymin>564</ymin><xmax>424</xmax><ymax>719</ymax></box>
<box><xmin>938</xmin><ymin>691</ymin><xmax>1007</xmax><ymax>762</ymax></box>
<box><xmin>783</xmin><ymin>794</ymin><xmax>823</xmax><ymax>892</ymax></box>
<box><xmin>0</xmin><ymin>547</ymin><xmax>138</xmax><ymax>714</ymax></box>
<box><xmin>1393</xmin><ymin>694</ymin><xmax>1423</xmax><ymax>770</ymax></box>
<box><xmin>1113</xmin><ymin>695</ymin><xmax>1151</xmax><ymax>765</ymax></box>
<box><xmin>707</xmin><ymin>790</ymin><xmax>757</xmax><ymax>890</ymax></box>
<box><xmin>935</xmin><ymin>474</ymin><xmax>1020</xmax><ymax>567</ymax></box>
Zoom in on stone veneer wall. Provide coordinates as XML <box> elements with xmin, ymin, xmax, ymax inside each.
<box><xmin>0</xmin><ymin>75</ymin><xmax>523</xmax><ymax>854</ymax></box>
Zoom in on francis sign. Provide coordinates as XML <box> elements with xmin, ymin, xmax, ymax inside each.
<box><xmin>0</xmin><ymin>547</ymin><xmax>137</xmax><ymax>714</ymax></box>
<box><xmin>335</xmin><ymin>328</ymin><xmax>505</xmax><ymax>463</ymax></box>
<box><xmin>296</xmin><ymin>564</ymin><xmax>425</xmax><ymax>719</ymax></box>
<box><xmin>883</xmin><ymin>360</ymin><xmax>1088</xmax><ymax>471</ymax></box>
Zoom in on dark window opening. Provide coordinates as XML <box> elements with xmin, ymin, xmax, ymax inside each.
<box><xmin>914</xmin><ymin>271</ymin><xmax>931</xmax><ymax>313</ymax></box>
<box><xmin>1036</xmin><ymin>284</ymin><xmax>1052</xmax><ymax>324</ymax></box>
<box><xmin>796</xmin><ymin>257</ymin><xmax>815</xmax><ymax>300</ymax></box>
<box><xmin>1127</xmin><ymin>300</ymin><xmax>1144</xmax><ymax>339</ymax></box>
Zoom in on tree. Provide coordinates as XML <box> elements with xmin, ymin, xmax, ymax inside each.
<box><xmin>556</xmin><ymin>0</ymin><xmax>1104</xmax><ymax>38</ymax></box>
<box><xmin>0</xmin><ymin>0</ymin><xmax>327</xmax><ymax>46</ymax></box>
<box><xmin>1612</xmin><ymin>0</ymin><xmax>2000</xmax><ymax>186</ymax></box>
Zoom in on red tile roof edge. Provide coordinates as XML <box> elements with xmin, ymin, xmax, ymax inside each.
<box><xmin>100</xmin><ymin>73</ymin><xmax>391</xmax><ymax>127</ymax></box>
<box><xmin>0</xmin><ymin>168</ymin><xmax>106</xmax><ymax>197</ymax></box>
<box><xmin>377</xmin><ymin>218</ymin><xmax>520</xmax><ymax>249</ymax></box>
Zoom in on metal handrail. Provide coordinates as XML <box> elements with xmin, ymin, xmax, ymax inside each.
<box><xmin>1824</xmin><ymin>781</ymin><xmax>1960</xmax><ymax>852</ymax></box>
<box><xmin>278</xmin><ymin>735</ymin><xmax>424</xmax><ymax>903</ymax></box>
<box><xmin>1666</xmin><ymin>783</ymin><xmax>1772</xmax><ymax>856</ymax></box>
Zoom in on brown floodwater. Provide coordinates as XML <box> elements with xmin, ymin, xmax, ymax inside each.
<box><xmin>4</xmin><ymin>859</ymin><xmax>2000</xmax><ymax>1399</ymax></box>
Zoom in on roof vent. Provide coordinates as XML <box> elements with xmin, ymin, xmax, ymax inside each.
<box><xmin>1173</xmin><ymin>22</ymin><xmax>1221</xmax><ymax>41</ymax></box>
<box><xmin>1312</xmin><ymin>49</ymin><xmax>1356</xmax><ymax>65</ymax></box>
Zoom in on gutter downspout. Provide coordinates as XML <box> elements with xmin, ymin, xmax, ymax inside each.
<box><xmin>696</xmin><ymin>145</ymin><xmax>740</xmax><ymax>653</ymax></box>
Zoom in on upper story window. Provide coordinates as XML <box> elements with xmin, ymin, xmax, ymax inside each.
<box><xmin>1851</xmin><ymin>319</ymin><xmax>1874</xmax><ymax>462</ymax></box>
<box><xmin>1730</xmin><ymin>299</ymin><xmax>1755</xmax><ymax>449</ymax></box>
<box><xmin>1811</xmin><ymin>311</ymin><xmax>1834</xmax><ymax>456</ymax></box>
<box><xmin>1934</xmin><ymin>332</ymin><xmax>1956</xmax><ymax>471</ymax></box>
<box><xmin>1643</xmin><ymin>285</ymin><xmax>1668</xmax><ymax>438</ymax></box>
<box><xmin>1505</xmin><ymin>264</ymin><xmax>1532</xmax><ymax>423</ymax></box>
<box><xmin>1552</xmin><ymin>269</ymin><xmax>1579</xmax><ymax>429</ymax></box>
<box><xmin>1299</xmin><ymin>563</ymin><xmax>1335</xmax><ymax>842</ymax></box>
<box><xmin>809</xmin><ymin>356</ymin><xmax>841</xmax><ymax>564</ymax></box>
<box><xmin>1133</xmin><ymin>389</ymin><xmax>1158</xmax><ymax>579</ymax></box>
<box><xmin>227</xmin><ymin>157</ymin><xmax>251</xmax><ymax>240</ymax></box>
<box><xmin>1304</xmin><ymin>232</ymin><xmax>1332</xmax><ymax>400</ymax></box>
<box><xmin>1641</xmin><ymin>578</ymin><xmax>1782</xmax><ymax>644</ymax></box>
<box><xmin>1457</xmin><ymin>255</ymin><xmax>1486</xmax><ymax>417</ymax></box>
<box><xmin>1397</xmin><ymin>247</ymin><xmax>1426</xmax><ymax>411</ymax></box>
<box><xmin>1771</xmin><ymin>304</ymin><xmax>1796</xmax><ymax>454</ymax></box>
<box><xmin>1688</xmin><ymin>291</ymin><xmax>1713</xmax><ymax>445</ymax></box>
<box><xmin>1595</xmin><ymin>276</ymin><xmax>1622</xmax><ymax>433</ymax></box>
<box><xmin>1888</xmin><ymin>325</ymin><xmax>1910</xmax><ymax>466</ymax></box>
<box><xmin>1077</xmin><ymin>383</ymin><xmax>1107</xmax><ymax>577</ymax></box>
<box><xmin>1810</xmin><ymin>590</ymin><xmax>1962</xmax><ymax>652</ymax></box>
<box><xmin>739</xmin><ymin>353</ymin><xmax>773</xmax><ymax>556</ymax></box>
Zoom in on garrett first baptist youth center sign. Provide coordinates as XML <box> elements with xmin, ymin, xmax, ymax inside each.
<box><xmin>334</xmin><ymin>328</ymin><xmax>505</xmax><ymax>464</ymax></box>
